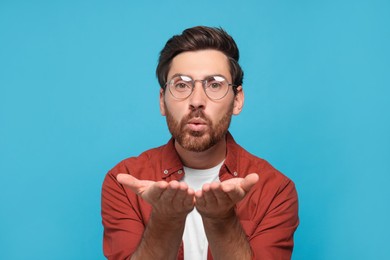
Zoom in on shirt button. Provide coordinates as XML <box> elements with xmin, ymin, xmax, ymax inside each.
<box><xmin>163</xmin><ymin>170</ymin><xmax>169</xmax><ymax>175</ymax></box>
<box><xmin>177</xmin><ymin>170</ymin><xmax>183</xmax><ymax>174</ymax></box>
<box><xmin>233</xmin><ymin>171</ymin><xmax>238</xmax><ymax>176</ymax></box>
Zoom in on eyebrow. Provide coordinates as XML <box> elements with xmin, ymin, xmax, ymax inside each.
<box><xmin>168</xmin><ymin>73</ymin><xmax>228</xmax><ymax>81</ymax></box>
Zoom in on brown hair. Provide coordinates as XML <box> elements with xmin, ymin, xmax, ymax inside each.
<box><xmin>156</xmin><ymin>26</ymin><xmax>244</xmax><ymax>94</ymax></box>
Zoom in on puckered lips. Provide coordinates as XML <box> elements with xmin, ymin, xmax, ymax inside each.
<box><xmin>186</xmin><ymin>118</ymin><xmax>208</xmax><ymax>132</ymax></box>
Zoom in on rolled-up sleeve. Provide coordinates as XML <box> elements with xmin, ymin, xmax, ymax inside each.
<box><xmin>242</xmin><ymin>177</ymin><xmax>299</xmax><ymax>260</ymax></box>
<box><xmin>101</xmin><ymin>165</ymin><xmax>146</xmax><ymax>260</ymax></box>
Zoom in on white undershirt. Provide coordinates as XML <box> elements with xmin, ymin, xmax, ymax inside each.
<box><xmin>181</xmin><ymin>161</ymin><xmax>223</xmax><ymax>260</ymax></box>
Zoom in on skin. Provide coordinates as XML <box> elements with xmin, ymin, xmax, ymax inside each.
<box><xmin>117</xmin><ymin>50</ymin><xmax>259</xmax><ymax>259</ymax></box>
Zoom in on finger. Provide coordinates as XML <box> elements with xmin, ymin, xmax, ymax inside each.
<box><xmin>194</xmin><ymin>183</ymin><xmax>211</xmax><ymax>207</ymax></box>
<box><xmin>183</xmin><ymin>187</ymin><xmax>196</xmax><ymax>208</ymax></box>
<box><xmin>202</xmin><ymin>183</ymin><xmax>211</xmax><ymax>193</ymax></box>
<box><xmin>168</xmin><ymin>180</ymin><xmax>181</xmax><ymax>190</ymax></box>
<box><xmin>195</xmin><ymin>193</ymin><xmax>206</xmax><ymax>208</ymax></box>
<box><xmin>220</xmin><ymin>182</ymin><xmax>237</xmax><ymax>193</ymax></box>
<box><xmin>201</xmin><ymin>182</ymin><xmax>219</xmax><ymax>206</ymax></box>
<box><xmin>195</xmin><ymin>189</ymin><xmax>203</xmax><ymax>199</ymax></box>
<box><xmin>172</xmin><ymin>182</ymin><xmax>191</xmax><ymax>202</ymax></box>
<box><xmin>117</xmin><ymin>173</ymin><xmax>138</xmax><ymax>188</ymax></box>
<box><xmin>220</xmin><ymin>174</ymin><xmax>259</xmax><ymax>202</ymax></box>
<box><xmin>161</xmin><ymin>180</ymin><xmax>181</xmax><ymax>201</ymax></box>
<box><xmin>241</xmin><ymin>173</ymin><xmax>259</xmax><ymax>192</ymax></box>
<box><xmin>211</xmin><ymin>182</ymin><xmax>234</xmax><ymax>203</ymax></box>
<box><xmin>221</xmin><ymin>183</ymin><xmax>245</xmax><ymax>202</ymax></box>
<box><xmin>117</xmin><ymin>174</ymin><xmax>148</xmax><ymax>195</ymax></box>
<box><xmin>174</xmin><ymin>183</ymin><xmax>195</xmax><ymax>209</ymax></box>
<box><xmin>142</xmin><ymin>181</ymin><xmax>168</xmax><ymax>202</ymax></box>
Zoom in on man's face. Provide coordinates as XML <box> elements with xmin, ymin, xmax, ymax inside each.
<box><xmin>160</xmin><ymin>50</ymin><xmax>244</xmax><ymax>152</ymax></box>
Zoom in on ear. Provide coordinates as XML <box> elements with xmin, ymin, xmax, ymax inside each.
<box><xmin>233</xmin><ymin>86</ymin><xmax>244</xmax><ymax>115</ymax></box>
<box><xmin>159</xmin><ymin>88</ymin><xmax>166</xmax><ymax>116</ymax></box>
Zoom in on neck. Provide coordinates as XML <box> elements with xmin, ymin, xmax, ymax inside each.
<box><xmin>174</xmin><ymin>135</ymin><xmax>227</xmax><ymax>169</ymax></box>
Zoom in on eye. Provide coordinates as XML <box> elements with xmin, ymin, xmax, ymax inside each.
<box><xmin>209</xmin><ymin>82</ymin><xmax>222</xmax><ymax>89</ymax></box>
<box><xmin>206</xmin><ymin>76</ymin><xmax>227</xmax><ymax>91</ymax></box>
<box><xmin>174</xmin><ymin>82</ymin><xmax>191</xmax><ymax>92</ymax></box>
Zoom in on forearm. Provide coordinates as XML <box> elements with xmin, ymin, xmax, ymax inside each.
<box><xmin>131</xmin><ymin>212</ymin><xmax>186</xmax><ymax>260</ymax></box>
<box><xmin>202</xmin><ymin>212</ymin><xmax>252</xmax><ymax>260</ymax></box>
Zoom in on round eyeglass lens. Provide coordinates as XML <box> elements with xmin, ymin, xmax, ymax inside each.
<box><xmin>204</xmin><ymin>76</ymin><xmax>229</xmax><ymax>100</ymax></box>
<box><xmin>168</xmin><ymin>75</ymin><xmax>193</xmax><ymax>99</ymax></box>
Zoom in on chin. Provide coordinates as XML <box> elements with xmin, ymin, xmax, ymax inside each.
<box><xmin>180</xmin><ymin>133</ymin><xmax>215</xmax><ymax>152</ymax></box>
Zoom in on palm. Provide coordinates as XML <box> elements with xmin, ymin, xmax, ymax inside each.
<box><xmin>117</xmin><ymin>174</ymin><xmax>195</xmax><ymax>218</ymax></box>
<box><xmin>195</xmin><ymin>173</ymin><xmax>259</xmax><ymax>219</ymax></box>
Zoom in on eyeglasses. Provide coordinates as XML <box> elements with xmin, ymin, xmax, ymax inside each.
<box><xmin>165</xmin><ymin>75</ymin><xmax>236</xmax><ymax>100</ymax></box>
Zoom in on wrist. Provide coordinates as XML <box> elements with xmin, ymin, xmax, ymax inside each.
<box><xmin>150</xmin><ymin>210</ymin><xmax>187</xmax><ymax>227</ymax></box>
<box><xmin>201</xmin><ymin>209</ymin><xmax>238</xmax><ymax>229</ymax></box>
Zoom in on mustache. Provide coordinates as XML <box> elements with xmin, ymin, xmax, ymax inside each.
<box><xmin>181</xmin><ymin>109</ymin><xmax>211</xmax><ymax>125</ymax></box>
<box><xmin>190</xmin><ymin>109</ymin><xmax>205</xmax><ymax>119</ymax></box>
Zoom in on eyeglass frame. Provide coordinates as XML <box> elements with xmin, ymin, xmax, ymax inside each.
<box><xmin>165</xmin><ymin>74</ymin><xmax>237</xmax><ymax>100</ymax></box>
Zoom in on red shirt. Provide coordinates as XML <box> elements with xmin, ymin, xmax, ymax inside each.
<box><xmin>101</xmin><ymin>133</ymin><xmax>299</xmax><ymax>259</ymax></box>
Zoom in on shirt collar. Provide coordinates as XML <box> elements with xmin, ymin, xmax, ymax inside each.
<box><xmin>161</xmin><ymin>138</ymin><xmax>184</xmax><ymax>178</ymax></box>
<box><xmin>224</xmin><ymin>131</ymin><xmax>240</xmax><ymax>177</ymax></box>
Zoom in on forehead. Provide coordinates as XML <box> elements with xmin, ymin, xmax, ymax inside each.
<box><xmin>168</xmin><ymin>50</ymin><xmax>231</xmax><ymax>81</ymax></box>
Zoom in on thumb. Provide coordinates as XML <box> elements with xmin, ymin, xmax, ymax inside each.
<box><xmin>117</xmin><ymin>173</ymin><xmax>139</xmax><ymax>188</ymax></box>
<box><xmin>241</xmin><ymin>173</ymin><xmax>259</xmax><ymax>192</ymax></box>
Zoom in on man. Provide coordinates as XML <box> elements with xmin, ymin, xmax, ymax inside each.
<box><xmin>102</xmin><ymin>26</ymin><xmax>299</xmax><ymax>260</ymax></box>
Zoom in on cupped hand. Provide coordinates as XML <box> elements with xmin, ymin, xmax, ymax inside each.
<box><xmin>194</xmin><ymin>173</ymin><xmax>259</xmax><ymax>219</ymax></box>
<box><xmin>117</xmin><ymin>174</ymin><xmax>195</xmax><ymax>219</ymax></box>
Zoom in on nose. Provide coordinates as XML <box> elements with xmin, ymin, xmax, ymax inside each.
<box><xmin>188</xmin><ymin>81</ymin><xmax>207</xmax><ymax>110</ymax></box>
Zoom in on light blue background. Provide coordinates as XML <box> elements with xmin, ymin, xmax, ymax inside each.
<box><xmin>1</xmin><ymin>0</ymin><xmax>389</xmax><ymax>259</ymax></box>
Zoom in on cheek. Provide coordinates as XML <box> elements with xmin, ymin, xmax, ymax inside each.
<box><xmin>165</xmin><ymin>101</ymin><xmax>187</xmax><ymax>121</ymax></box>
<box><xmin>209</xmin><ymin>101</ymin><xmax>234</xmax><ymax>120</ymax></box>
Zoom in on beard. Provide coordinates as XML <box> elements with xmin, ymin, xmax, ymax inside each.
<box><xmin>164</xmin><ymin>102</ymin><xmax>234</xmax><ymax>152</ymax></box>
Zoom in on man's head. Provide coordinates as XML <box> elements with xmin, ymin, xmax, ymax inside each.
<box><xmin>158</xmin><ymin>26</ymin><xmax>244</xmax><ymax>153</ymax></box>
<box><xmin>156</xmin><ymin>26</ymin><xmax>244</xmax><ymax>94</ymax></box>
